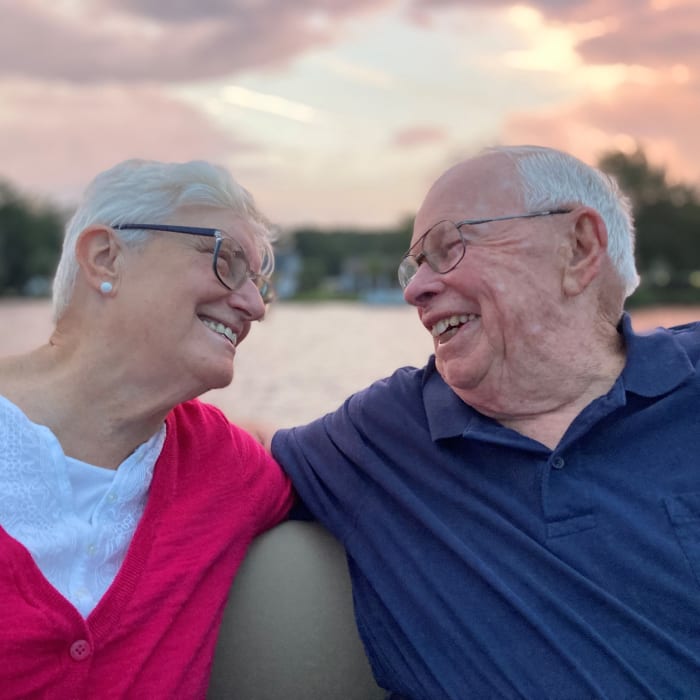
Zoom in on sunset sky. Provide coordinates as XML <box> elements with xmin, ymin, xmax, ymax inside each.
<box><xmin>2</xmin><ymin>0</ymin><xmax>699</xmax><ymax>229</ymax></box>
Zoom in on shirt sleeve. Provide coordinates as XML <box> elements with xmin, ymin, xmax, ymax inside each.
<box><xmin>271</xmin><ymin>366</ymin><xmax>426</xmax><ymax>540</ymax></box>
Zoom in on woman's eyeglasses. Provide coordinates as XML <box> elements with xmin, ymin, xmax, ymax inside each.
<box><xmin>114</xmin><ymin>223</ymin><xmax>275</xmax><ymax>303</ymax></box>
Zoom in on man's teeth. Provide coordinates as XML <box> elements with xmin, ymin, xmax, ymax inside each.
<box><xmin>431</xmin><ymin>313</ymin><xmax>478</xmax><ymax>338</ymax></box>
<box><xmin>202</xmin><ymin>319</ymin><xmax>237</xmax><ymax>345</ymax></box>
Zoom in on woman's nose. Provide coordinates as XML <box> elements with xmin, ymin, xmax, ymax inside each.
<box><xmin>228</xmin><ymin>278</ymin><xmax>267</xmax><ymax>321</ymax></box>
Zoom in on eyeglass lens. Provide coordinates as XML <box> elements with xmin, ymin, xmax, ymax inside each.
<box><xmin>398</xmin><ymin>220</ymin><xmax>465</xmax><ymax>289</ymax></box>
<box><xmin>215</xmin><ymin>238</ymin><xmax>274</xmax><ymax>303</ymax></box>
<box><xmin>421</xmin><ymin>220</ymin><xmax>465</xmax><ymax>272</ymax></box>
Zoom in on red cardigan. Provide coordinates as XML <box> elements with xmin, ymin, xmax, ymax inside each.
<box><xmin>0</xmin><ymin>400</ymin><xmax>294</xmax><ymax>699</ymax></box>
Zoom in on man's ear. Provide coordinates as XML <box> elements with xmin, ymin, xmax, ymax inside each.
<box><xmin>562</xmin><ymin>209</ymin><xmax>608</xmax><ymax>297</ymax></box>
<box><xmin>74</xmin><ymin>225</ymin><xmax>122</xmax><ymax>293</ymax></box>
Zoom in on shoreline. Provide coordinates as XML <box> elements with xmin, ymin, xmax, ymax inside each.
<box><xmin>1</xmin><ymin>299</ymin><xmax>698</xmax><ymax>425</ymax></box>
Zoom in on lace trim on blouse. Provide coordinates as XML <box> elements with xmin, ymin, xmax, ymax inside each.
<box><xmin>0</xmin><ymin>395</ymin><xmax>165</xmax><ymax>617</ymax></box>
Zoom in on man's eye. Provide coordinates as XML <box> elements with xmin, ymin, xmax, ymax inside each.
<box><xmin>445</xmin><ymin>238</ymin><xmax>463</xmax><ymax>252</ymax></box>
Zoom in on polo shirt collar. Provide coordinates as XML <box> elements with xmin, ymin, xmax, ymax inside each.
<box><xmin>423</xmin><ymin>312</ymin><xmax>696</xmax><ymax>441</ymax></box>
<box><xmin>422</xmin><ymin>358</ymin><xmax>484</xmax><ymax>441</ymax></box>
<box><xmin>618</xmin><ymin>311</ymin><xmax>695</xmax><ymax>396</ymax></box>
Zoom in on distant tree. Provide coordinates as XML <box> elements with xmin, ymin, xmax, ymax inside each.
<box><xmin>598</xmin><ymin>148</ymin><xmax>700</xmax><ymax>302</ymax></box>
<box><xmin>599</xmin><ymin>149</ymin><xmax>674</xmax><ymax>207</ymax></box>
<box><xmin>0</xmin><ymin>181</ymin><xmax>65</xmax><ymax>296</ymax></box>
<box><xmin>291</xmin><ymin>223</ymin><xmax>413</xmax><ymax>297</ymax></box>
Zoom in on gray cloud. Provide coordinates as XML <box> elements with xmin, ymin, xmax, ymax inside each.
<box><xmin>8</xmin><ymin>0</ymin><xmax>698</xmax><ymax>84</ymax></box>
<box><xmin>109</xmin><ymin>0</ymin><xmax>386</xmax><ymax>23</ymax></box>
<box><xmin>0</xmin><ymin>0</ymin><xmax>392</xmax><ymax>83</ymax></box>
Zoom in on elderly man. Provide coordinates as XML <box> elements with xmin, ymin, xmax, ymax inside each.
<box><xmin>271</xmin><ymin>145</ymin><xmax>700</xmax><ymax>699</ymax></box>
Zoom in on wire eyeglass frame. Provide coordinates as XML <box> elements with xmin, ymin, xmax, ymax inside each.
<box><xmin>397</xmin><ymin>209</ymin><xmax>572</xmax><ymax>290</ymax></box>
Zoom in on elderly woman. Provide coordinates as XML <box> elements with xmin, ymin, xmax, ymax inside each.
<box><xmin>0</xmin><ymin>159</ymin><xmax>294</xmax><ymax>697</ymax></box>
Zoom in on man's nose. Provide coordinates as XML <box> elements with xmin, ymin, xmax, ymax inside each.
<box><xmin>402</xmin><ymin>263</ymin><xmax>445</xmax><ymax>307</ymax></box>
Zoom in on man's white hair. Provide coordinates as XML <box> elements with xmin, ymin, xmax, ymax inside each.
<box><xmin>486</xmin><ymin>145</ymin><xmax>640</xmax><ymax>297</ymax></box>
<box><xmin>52</xmin><ymin>158</ymin><xmax>274</xmax><ymax>322</ymax></box>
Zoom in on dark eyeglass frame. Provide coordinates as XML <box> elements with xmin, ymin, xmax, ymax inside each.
<box><xmin>114</xmin><ymin>223</ymin><xmax>275</xmax><ymax>303</ymax></box>
<box><xmin>398</xmin><ymin>208</ymin><xmax>572</xmax><ymax>290</ymax></box>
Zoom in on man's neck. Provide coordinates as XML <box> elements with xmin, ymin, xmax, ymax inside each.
<box><xmin>454</xmin><ymin>328</ymin><xmax>626</xmax><ymax>450</ymax></box>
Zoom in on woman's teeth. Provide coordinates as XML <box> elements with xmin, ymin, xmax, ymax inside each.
<box><xmin>201</xmin><ymin>318</ymin><xmax>237</xmax><ymax>345</ymax></box>
<box><xmin>431</xmin><ymin>313</ymin><xmax>478</xmax><ymax>338</ymax></box>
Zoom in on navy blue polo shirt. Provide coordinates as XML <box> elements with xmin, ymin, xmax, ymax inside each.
<box><xmin>272</xmin><ymin>314</ymin><xmax>700</xmax><ymax>700</ymax></box>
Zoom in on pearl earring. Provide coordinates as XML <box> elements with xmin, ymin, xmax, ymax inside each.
<box><xmin>100</xmin><ymin>281</ymin><xmax>113</xmax><ymax>294</ymax></box>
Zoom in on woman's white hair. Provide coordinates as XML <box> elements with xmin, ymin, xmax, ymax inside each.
<box><xmin>52</xmin><ymin>158</ymin><xmax>275</xmax><ymax>322</ymax></box>
<box><xmin>486</xmin><ymin>145</ymin><xmax>640</xmax><ymax>297</ymax></box>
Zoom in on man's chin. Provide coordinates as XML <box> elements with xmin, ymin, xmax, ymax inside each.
<box><xmin>436</xmin><ymin>357</ymin><xmax>483</xmax><ymax>394</ymax></box>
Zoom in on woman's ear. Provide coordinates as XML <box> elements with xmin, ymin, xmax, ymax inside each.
<box><xmin>74</xmin><ymin>225</ymin><xmax>122</xmax><ymax>294</ymax></box>
<box><xmin>562</xmin><ymin>209</ymin><xmax>608</xmax><ymax>297</ymax></box>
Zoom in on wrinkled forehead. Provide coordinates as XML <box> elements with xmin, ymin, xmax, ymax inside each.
<box><xmin>174</xmin><ymin>204</ymin><xmax>264</xmax><ymax>259</ymax></box>
<box><xmin>225</xmin><ymin>219</ymin><xmax>268</xmax><ymax>270</ymax></box>
<box><xmin>412</xmin><ymin>154</ymin><xmax>523</xmax><ymax>245</ymax></box>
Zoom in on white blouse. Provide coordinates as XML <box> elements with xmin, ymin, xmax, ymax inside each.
<box><xmin>0</xmin><ymin>395</ymin><xmax>165</xmax><ymax>617</ymax></box>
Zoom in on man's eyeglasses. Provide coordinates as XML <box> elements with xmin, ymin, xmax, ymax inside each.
<box><xmin>114</xmin><ymin>223</ymin><xmax>275</xmax><ymax>303</ymax></box>
<box><xmin>397</xmin><ymin>209</ymin><xmax>572</xmax><ymax>290</ymax></box>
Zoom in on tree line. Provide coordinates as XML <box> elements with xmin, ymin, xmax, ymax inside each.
<box><xmin>0</xmin><ymin>183</ymin><xmax>66</xmax><ymax>297</ymax></box>
<box><xmin>1</xmin><ymin>148</ymin><xmax>699</xmax><ymax>305</ymax></box>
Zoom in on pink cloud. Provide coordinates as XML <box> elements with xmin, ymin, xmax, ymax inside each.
<box><xmin>392</xmin><ymin>125</ymin><xmax>448</xmax><ymax>148</ymax></box>
<box><xmin>0</xmin><ymin>80</ymin><xmax>260</xmax><ymax>205</ymax></box>
<box><xmin>578</xmin><ymin>3</ymin><xmax>700</xmax><ymax>67</ymax></box>
<box><xmin>501</xmin><ymin>80</ymin><xmax>700</xmax><ymax>187</ymax></box>
<box><xmin>0</xmin><ymin>0</ymin><xmax>393</xmax><ymax>83</ymax></box>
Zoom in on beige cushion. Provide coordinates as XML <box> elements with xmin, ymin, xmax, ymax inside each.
<box><xmin>208</xmin><ymin>521</ymin><xmax>385</xmax><ymax>700</ymax></box>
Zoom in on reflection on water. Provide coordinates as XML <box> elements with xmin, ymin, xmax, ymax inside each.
<box><xmin>1</xmin><ymin>299</ymin><xmax>698</xmax><ymax>427</ymax></box>
<box><xmin>207</xmin><ymin>302</ymin><xmax>434</xmax><ymax>426</ymax></box>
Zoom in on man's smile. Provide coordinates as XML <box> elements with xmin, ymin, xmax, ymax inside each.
<box><xmin>430</xmin><ymin>313</ymin><xmax>479</xmax><ymax>341</ymax></box>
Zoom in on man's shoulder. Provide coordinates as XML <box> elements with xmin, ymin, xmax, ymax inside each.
<box><xmin>628</xmin><ymin>317</ymin><xmax>700</xmax><ymax>357</ymax></box>
<box><xmin>666</xmin><ymin>320</ymin><xmax>700</xmax><ymax>363</ymax></box>
<box><xmin>666</xmin><ymin>319</ymin><xmax>700</xmax><ymax>336</ymax></box>
<box><xmin>371</xmin><ymin>361</ymin><xmax>433</xmax><ymax>391</ymax></box>
<box><xmin>350</xmin><ymin>359</ymin><xmax>437</xmax><ymax>411</ymax></box>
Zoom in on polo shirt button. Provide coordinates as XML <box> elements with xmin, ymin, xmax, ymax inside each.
<box><xmin>69</xmin><ymin>639</ymin><xmax>91</xmax><ymax>661</ymax></box>
<box><xmin>552</xmin><ymin>456</ymin><xmax>565</xmax><ymax>470</ymax></box>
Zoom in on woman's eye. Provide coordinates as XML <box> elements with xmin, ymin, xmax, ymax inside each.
<box><xmin>195</xmin><ymin>241</ymin><xmax>216</xmax><ymax>255</ymax></box>
<box><xmin>216</xmin><ymin>253</ymin><xmax>232</xmax><ymax>273</ymax></box>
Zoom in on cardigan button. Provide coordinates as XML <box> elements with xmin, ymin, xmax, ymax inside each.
<box><xmin>69</xmin><ymin>639</ymin><xmax>91</xmax><ymax>661</ymax></box>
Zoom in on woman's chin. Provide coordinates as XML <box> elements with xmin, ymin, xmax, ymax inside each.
<box><xmin>211</xmin><ymin>367</ymin><xmax>235</xmax><ymax>391</ymax></box>
<box><xmin>194</xmin><ymin>364</ymin><xmax>236</xmax><ymax>396</ymax></box>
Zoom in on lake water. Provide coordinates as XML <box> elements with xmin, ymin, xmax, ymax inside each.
<box><xmin>1</xmin><ymin>299</ymin><xmax>698</xmax><ymax>427</ymax></box>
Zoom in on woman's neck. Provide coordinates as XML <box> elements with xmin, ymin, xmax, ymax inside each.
<box><xmin>0</xmin><ymin>344</ymin><xmax>171</xmax><ymax>469</ymax></box>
